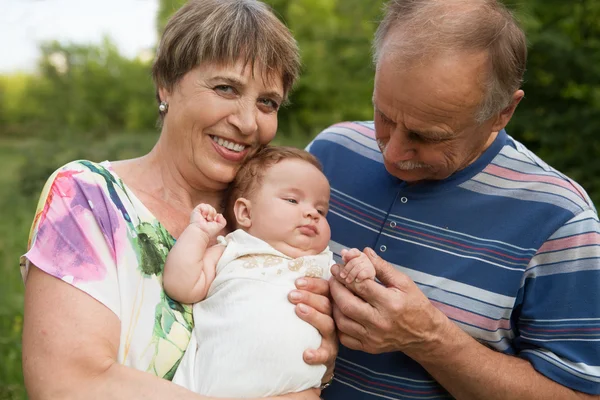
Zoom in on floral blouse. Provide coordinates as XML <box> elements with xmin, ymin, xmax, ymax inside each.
<box><xmin>21</xmin><ymin>160</ymin><xmax>193</xmax><ymax>380</ymax></box>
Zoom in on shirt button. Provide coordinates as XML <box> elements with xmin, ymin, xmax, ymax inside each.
<box><xmin>380</xmin><ymin>245</ymin><xmax>387</xmax><ymax>252</ymax></box>
<box><xmin>390</xmin><ymin>221</ymin><xmax>397</xmax><ymax>228</ymax></box>
<box><xmin>401</xmin><ymin>197</ymin><xmax>408</xmax><ymax>203</ymax></box>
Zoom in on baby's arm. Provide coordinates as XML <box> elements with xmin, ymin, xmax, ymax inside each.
<box><xmin>339</xmin><ymin>248</ymin><xmax>376</xmax><ymax>284</ymax></box>
<box><xmin>163</xmin><ymin>204</ymin><xmax>227</xmax><ymax>304</ymax></box>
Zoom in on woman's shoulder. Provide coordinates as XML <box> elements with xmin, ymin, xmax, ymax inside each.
<box><xmin>50</xmin><ymin>159</ymin><xmax>117</xmax><ymax>185</ymax></box>
<box><xmin>41</xmin><ymin>159</ymin><xmax>131</xmax><ymax>207</ymax></box>
<box><xmin>32</xmin><ymin>159</ymin><xmax>139</xmax><ymax>232</ymax></box>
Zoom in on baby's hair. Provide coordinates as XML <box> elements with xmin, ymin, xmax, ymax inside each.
<box><xmin>224</xmin><ymin>146</ymin><xmax>323</xmax><ymax>227</ymax></box>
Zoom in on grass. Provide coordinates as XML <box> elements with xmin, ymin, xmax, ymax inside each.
<box><xmin>0</xmin><ymin>138</ymin><xmax>35</xmax><ymax>400</ymax></box>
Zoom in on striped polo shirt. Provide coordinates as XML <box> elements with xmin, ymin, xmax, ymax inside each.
<box><xmin>308</xmin><ymin>121</ymin><xmax>600</xmax><ymax>399</ymax></box>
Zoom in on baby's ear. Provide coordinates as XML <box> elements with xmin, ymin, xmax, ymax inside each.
<box><xmin>233</xmin><ymin>198</ymin><xmax>252</xmax><ymax>228</ymax></box>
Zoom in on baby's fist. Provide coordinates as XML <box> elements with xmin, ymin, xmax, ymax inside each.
<box><xmin>339</xmin><ymin>248</ymin><xmax>376</xmax><ymax>284</ymax></box>
<box><xmin>190</xmin><ymin>204</ymin><xmax>227</xmax><ymax>237</ymax></box>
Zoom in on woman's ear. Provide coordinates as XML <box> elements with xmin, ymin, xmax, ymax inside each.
<box><xmin>158</xmin><ymin>87</ymin><xmax>169</xmax><ymax>103</ymax></box>
<box><xmin>233</xmin><ymin>198</ymin><xmax>252</xmax><ymax>228</ymax></box>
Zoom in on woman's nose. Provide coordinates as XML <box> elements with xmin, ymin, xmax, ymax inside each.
<box><xmin>229</xmin><ymin>102</ymin><xmax>258</xmax><ymax>136</ymax></box>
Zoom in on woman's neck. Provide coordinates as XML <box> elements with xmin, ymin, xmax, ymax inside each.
<box><xmin>110</xmin><ymin>141</ymin><xmax>226</xmax><ymax>238</ymax></box>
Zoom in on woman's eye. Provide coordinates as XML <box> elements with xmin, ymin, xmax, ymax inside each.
<box><xmin>259</xmin><ymin>98</ymin><xmax>279</xmax><ymax>111</ymax></box>
<box><xmin>284</xmin><ymin>198</ymin><xmax>298</xmax><ymax>204</ymax></box>
<box><xmin>215</xmin><ymin>85</ymin><xmax>235</xmax><ymax>95</ymax></box>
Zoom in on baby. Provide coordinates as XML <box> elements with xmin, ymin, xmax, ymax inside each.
<box><xmin>164</xmin><ymin>146</ymin><xmax>376</xmax><ymax>397</ymax></box>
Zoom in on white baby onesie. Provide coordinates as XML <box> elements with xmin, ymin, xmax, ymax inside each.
<box><xmin>173</xmin><ymin>229</ymin><xmax>334</xmax><ymax>397</ymax></box>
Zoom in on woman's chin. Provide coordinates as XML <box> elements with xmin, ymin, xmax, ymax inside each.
<box><xmin>189</xmin><ymin>162</ymin><xmax>235</xmax><ymax>189</ymax></box>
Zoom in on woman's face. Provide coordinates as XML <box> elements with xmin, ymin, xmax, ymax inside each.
<box><xmin>160</xmin><ymin>60</ymin><xmax>284</xmax><ymax>190</ymax></box>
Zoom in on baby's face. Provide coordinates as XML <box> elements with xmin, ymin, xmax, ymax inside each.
<box><xmin>244</xmin><ymin>158</ymin><xmax>331</xmax><ymax>259</ymax></box>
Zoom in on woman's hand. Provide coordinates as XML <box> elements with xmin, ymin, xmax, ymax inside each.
<box><xmin>288</xmin><ymin>277</ymin><xmax>338</xmax><ymax>383</ymax></box>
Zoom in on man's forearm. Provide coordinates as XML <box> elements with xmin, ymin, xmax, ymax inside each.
<box><xmin>413</xmin><ymin>321</ymin><xmax>596</xmax><ymax>400</ymax></box>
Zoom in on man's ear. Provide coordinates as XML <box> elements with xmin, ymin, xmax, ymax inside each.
<box><xmin>233</xmin><ymin>198</ymin><xmax>252</xmax><ymax>228</ymax></box>
<box><xmin>491</xmin><ymin>89</ymin><xmax>524</xmax><ymax>132</ymax></box>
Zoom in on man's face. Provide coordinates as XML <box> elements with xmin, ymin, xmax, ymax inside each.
<box><xmin>373</xmin><ymin>50</ymin><xmax>501</xmax><ymax>183</ymax></box>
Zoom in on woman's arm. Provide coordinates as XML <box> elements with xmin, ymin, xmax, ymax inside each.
<box><xmin>23</xmin><ymin>265</ymin><xmax>206</xmax><ymax>400</ymax></box>
<box><xmin>23</xmin><ymin>266</ymin><xmax>321</xmax><ymax>400</ymax></box>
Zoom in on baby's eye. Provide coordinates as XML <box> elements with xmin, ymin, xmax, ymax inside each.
<box><xmin>284</xmin><ymin>198</ymin><xmax>298</xmax><ymax>204</ymax></box>
<box><xmin>317</xmin><ymin>209</ymin><xmax>325</xmax><ymax>215</ymax></box>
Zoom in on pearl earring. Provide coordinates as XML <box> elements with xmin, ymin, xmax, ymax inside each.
<box><xmin>159</xmin><ymin>101</ymin><xmax>168</xmax><ymax>113</ymax></box>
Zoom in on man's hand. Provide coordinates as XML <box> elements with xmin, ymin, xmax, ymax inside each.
<box><xmin>330</xmin><ymin>247</ymin><xmax>450</xmax><ymax>360</ymax></box>
<box><xmin>339</xmin><ymin>248</ymin><xmax>376</xmax><ymax>284</ymax></box>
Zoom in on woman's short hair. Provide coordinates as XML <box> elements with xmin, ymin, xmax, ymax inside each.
<box><xmin>224</xmin><ymin>146</ymin><xmax>323</xmax><ymax>228</ymax></box>
<box><xmin>152</xmin><ymin>0</ymin><xmax>300</xmax><ymax>107</ymax></box>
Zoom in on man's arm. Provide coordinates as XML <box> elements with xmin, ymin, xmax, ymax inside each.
<box><xmin>23</xmin><ymin>266</ymin><xmax>321</xmax><ymax>400</ymax></box>
<box><xmin>329</xmin><ymin>248</ymin><xmax>599</xmax><ymax>400</ymax></box>
<box><xmin>417</xmin><ymin>320</ymin><xmax>597</xmax><ymax>400</ymax></box>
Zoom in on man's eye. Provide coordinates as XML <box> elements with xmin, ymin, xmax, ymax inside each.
<box><xmin>410</xmin><ymin>133</ymin><xmax>444</xmax><ymax>143</ymax></box>
<box><xmin>378</xmin><ymin>112</ymin><xmax>394</xmax><ymax>126</ymax></box>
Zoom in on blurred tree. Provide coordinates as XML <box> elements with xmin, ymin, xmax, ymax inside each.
<box><xmin>0</xmin><ymin>39</ymin><xmax>157</xmax><ymax>140</ymax></box>
<box><xmin>157</xmin><ymin>0</ymin><xmax>188</xmax><ymax>35</ymax></box>
<box><xmin>507</xmin><ymin>0</ymin><xmax>600</xmax><ymax>202</ymax></box>
<box><xmin>0</xmin><ymin>73</ymin><xmax>33</xmax><ymax>136</ymax></box>
<box><xmin>276</xmin><ymin>0</ymin><xmax>383</xmax><ymax>140</ymax></box>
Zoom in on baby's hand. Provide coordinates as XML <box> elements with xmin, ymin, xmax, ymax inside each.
<box><xmin>339</xmin><ymin>248</ymin><xmax>376</xmax><ymax>284</ymax></box>
<box><xmin>190</xmin><ymin>203</ymin><xmax>227</xmax><ymax>238</ymax></box>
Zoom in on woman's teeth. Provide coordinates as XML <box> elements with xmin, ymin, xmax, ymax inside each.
<box><xmin>211</xmin><ymin>136</ymin><xmax>246</xmax><ymax>152</ymax></box>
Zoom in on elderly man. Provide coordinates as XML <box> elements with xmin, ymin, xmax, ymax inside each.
<box><xmin>308</xmin><ymin>0</ymin><xmax>600</xmax><ymax>399</ymax></box>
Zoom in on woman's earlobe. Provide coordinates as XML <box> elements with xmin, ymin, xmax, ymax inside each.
<box><xmin>233</xmin><ymin>198</ymin><xmax>252</xmax><ymax>228</ymax></box>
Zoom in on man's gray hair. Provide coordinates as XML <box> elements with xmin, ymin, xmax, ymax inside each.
<box><xmin>373</xmin><ymin>0</ymin><xmax>527</xmax><ymax>123</ymax></box>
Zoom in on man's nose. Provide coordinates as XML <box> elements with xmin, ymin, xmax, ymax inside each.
<box><xmin>384</xmin><ymin>133</ymin><xmax>416</xmax><ymax>162</ymax></box>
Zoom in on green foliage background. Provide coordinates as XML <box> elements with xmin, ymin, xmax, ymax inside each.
<box><xmin>1</xmin><ymin>0</ymin><xmax>599</xmax><ymax>398</ymax></box>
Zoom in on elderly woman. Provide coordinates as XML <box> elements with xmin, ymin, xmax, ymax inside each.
<box><xmin>20</xmin><ymin>1</ymin><xmax>336</xmax><ymax>399</ymax></box>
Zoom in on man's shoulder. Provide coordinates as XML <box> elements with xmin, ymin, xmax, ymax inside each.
<box><xmin>308</xmin><ymin>121</ymin><xmax>376</xmax><ymax>149</ymax></box>
<box><xmin>482</xmin><ymin>134</ymin><xmax>596</xmax><ymax>213</ymax></box>
<box><xmin>307</xmin><ymin>121</ymin><xmax>383</xmax><ymax>164</ymax></box>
